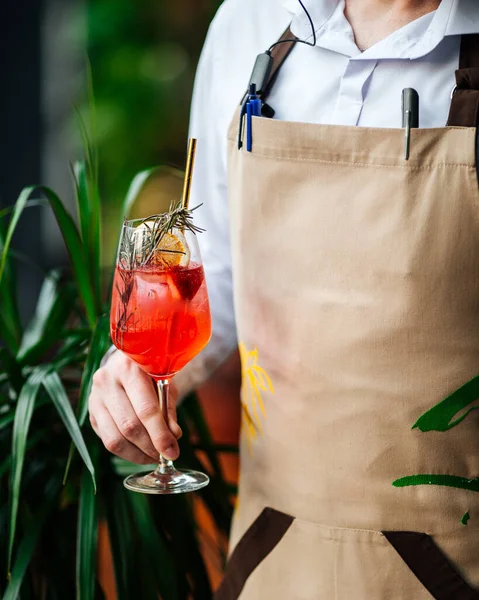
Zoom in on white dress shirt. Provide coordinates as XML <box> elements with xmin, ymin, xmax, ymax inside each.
<box><xmin>180</xmin><ymin>0</ymin><xmax>479</xmax><ymax>394</ymax></box>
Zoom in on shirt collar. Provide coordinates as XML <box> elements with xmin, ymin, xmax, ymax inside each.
<box><xmin>281</xmin><ymin>0</ymin><xmax>479</xmax><ymax>60</ymax></box>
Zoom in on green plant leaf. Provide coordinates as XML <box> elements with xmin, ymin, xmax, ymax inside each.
<box><xmin>103</xmin><ymin>482</ymin><xmax>138</xmax><ymax>600</ymax></box>
<box><xmin>7</xmin><ymin>368</ymin><xmax>47</xmax><ymax>572</ymax></box>
<box><xmin>0</xmin><ymin>221</ymin><xmax>22</xmax><ymax>353</ymax></box>
<box><xmin>72</xmin><ymin>161</ymin><xmax>101</xmax><ymax>308</ymax></box>
<box><xmin>78</xmin><ymin>315</ymin><xmax>110</xmax><ymax>427</ymax></box>
<box><xmin>0</xmin><ymin>411</ymin><xmax>15</xmax><ymax>431</ymax></box>
<box><xmin>17</xmin><ymin>271</ymin><xmax>77</xmax><ymax>365</ymax></box>
<box><xmin>0</xmin><ymin>187</ymin><xmax>33</xmax><ymax>285</ymax></box>
<box><xmin>76</xmin><ymin>470</ymin><xmax>98</xmax><ymax>600</ymax></box>
<box><xmin>53</xmin><ymin>331</ymin><xmax>90</xmax><ymax>371</ymax></box>
<box><xmin>413</xmin><ymin>374</ymin><xmax>479</xmax><ymax>432</ymax></box>
<box><xmin>72</xmin><ymin>162</ymin><xmax>92</xmax><ymax>251</ymax></box>
<box><xmin>127</xmin><ymin>493</ymin><xmax>179</xmax><ymax>600</ymax></box>
<box><xmin>63</xmin><ymin>315</ymin><xmax>110</xmax><ymax>484</ymax></box>
<box><xmin>37</xmin><ymin>187</ymin><xmax>98</xmax><ymax>327</ymax></box>
<box><xmin>0</xmin><ymin>348</ymin><xmax>23</xmax><ymax>396</ymax></box>
<box><xmin>0</xmin><ymin>186</ymin><xmax>97</xmax><ymax>327</ymax></box>
<box><xmin>42</xmin><ymin>372</ymin><xmax>96</xmax><ymax>490</ymax></box>
<box><xmin>3</xmin><ymin>476</ymin><xmax>60</xmax><ymax>600</ymax></box>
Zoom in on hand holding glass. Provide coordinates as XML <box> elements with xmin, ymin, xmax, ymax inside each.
<box><xmin>110</xmin><ymin>219</ymin><xmax>212</xmax><ymax>494</ymax></box>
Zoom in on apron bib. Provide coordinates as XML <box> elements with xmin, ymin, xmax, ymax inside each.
<box><xmin>216</xmin><ymin>31</ymin><xmax>479</xmax><ymax>600</ymax></box>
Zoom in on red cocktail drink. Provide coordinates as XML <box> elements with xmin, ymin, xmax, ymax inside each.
<box><xmin>110</xmin><ymin>262</ymin><xmax>211</xmax><ymax>379</ymax></box>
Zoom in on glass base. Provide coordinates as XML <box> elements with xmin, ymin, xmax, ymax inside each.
<box><xmin>123</xmin><ymin>466</ymin><xmax>210</xmax><ymax>495</ymax></box>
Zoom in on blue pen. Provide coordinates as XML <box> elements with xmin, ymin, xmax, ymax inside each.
<box><xmin>246</xmin><ymin>83</ymin><xmax>262</xmax><ymax>152</ymax></box>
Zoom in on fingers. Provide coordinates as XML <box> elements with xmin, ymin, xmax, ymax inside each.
<box><xmin>121</xmin><ymin>372</ymin><xmax>180</xmax><ymax>461</ymax></box>
<box><xmin>101</xmin><ymin>379</ymin><xmax>159</xmax><ymax>461</ymax></box>
<box><xmin>89</xmin><ymin>351</ymin><xmax>183</xmax><ymax>463</ymax></box>
<box><xmin>90</xmin><ymin>403</ymin><xmax>154</xmax><ymax>465</ymax></box>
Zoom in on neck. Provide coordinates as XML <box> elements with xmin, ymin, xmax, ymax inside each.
<box><xmin>345</xmin><ymin>0</ymin><xmax>441</xmax><ymax>51</ymax></box>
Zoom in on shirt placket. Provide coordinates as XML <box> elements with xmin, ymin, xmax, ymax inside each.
<box><xmin>333</xmin><ymin>59</ymin><xmax>378</xmax><ymax>126</ymax></box>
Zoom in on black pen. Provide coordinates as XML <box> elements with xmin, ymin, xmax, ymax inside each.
<box><xmin>402</xmin><ymin>88</ymin><xmax>419</xmax><ymax>160</ymax></box>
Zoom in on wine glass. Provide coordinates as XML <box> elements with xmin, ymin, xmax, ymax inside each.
<box><xmin>110</xmin><ymin>210</ymin><xmax>212</xmax><ymax>494</ymax></box>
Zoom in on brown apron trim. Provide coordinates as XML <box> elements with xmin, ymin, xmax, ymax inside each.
<box><xmin>260</xmin><ymin>27</ymin><xmax>297</xmax><ymax>104</ymax></box>
<box><xmin>214</xmin><ymin>508</ymin><xmax>294</xmax><ymax>600</ymax></box>
<box><xmin>447</xmin><ymin>34</ymin><xmax>479</xmax><ymax>128</ymax></box>
<box><xmin>383</xmin><ymin>531</ymin><xmax>479</xmax><ymax>600</ymax></box>
<box><xmin>459</xmin><ymin>34</ymin><xmax>479</xmax><ymax>70</ymax></box>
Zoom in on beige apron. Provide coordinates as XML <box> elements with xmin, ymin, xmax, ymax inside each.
<box><xmin>215</xmin><ymin>32</ymin><xmax>479</xmax><ymax>600</ymax></box>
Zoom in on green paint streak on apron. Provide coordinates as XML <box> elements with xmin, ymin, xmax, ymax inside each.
<box><xmin>392</xmin><ymin>474</ymin><xmax>479</xmax><ymax>493</ymax></box>
<box><xmin>413</xmin><ymin>375</ymin><xmax>479</xmax><ymax>432</ymax></box>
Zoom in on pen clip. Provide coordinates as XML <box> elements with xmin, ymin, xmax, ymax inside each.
<box><xmin>237</xmin><ymin>94</ymin><xmax>249</xmax><ymax>150</ymax></box>
<box><xmin>238</xmin><ymin>84</ymin><xmax>261</xmax><ymax>151</ymax></box>
<box><xmin>404</xmin><ymin>109</ymin><xmax>412</xmax><ymax>161</ymax></box>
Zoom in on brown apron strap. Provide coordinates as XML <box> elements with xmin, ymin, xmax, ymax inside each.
<box><xmin>447</xmin><ymin>34</ymin><xmax>479</xmax><ymax>127</ymax></box>
<box><xmin>214</xmin><ymin>508</ymin><xmax>294</xmax><ymax>600</ymax></box>
<box><xmin>260</xmin><ymin>27</ymin><xmax>297</xmax><ymax>104</ymax></box>
<box><xmin>383</xmin><ymin>531</ymin><xmax>479</xmax><ymax>600</ymax></box>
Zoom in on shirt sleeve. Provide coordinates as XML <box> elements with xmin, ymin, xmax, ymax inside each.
<box><xmin>174</xmin><ymin>16</ymin><xmax>238</xmax><ymax>399</ymax></box>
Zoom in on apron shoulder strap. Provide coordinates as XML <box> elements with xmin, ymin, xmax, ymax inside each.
<box><xmin>447</xmin><ymin>34</ymin><xmax>479</xmax><ymax>127</ymax></box>
<box><xmin>260</xmin><ymin>27</ymin><xmax>297</xmax><ymax>104</ymax></box>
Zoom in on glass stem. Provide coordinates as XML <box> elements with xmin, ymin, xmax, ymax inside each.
<box><xmin>155</xmin><ymin>379</ymin><xmax>175</xmax><ymax>475</ymax></box>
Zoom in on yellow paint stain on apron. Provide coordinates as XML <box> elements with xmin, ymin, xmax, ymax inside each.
<box><xmin>239</xmin><ymin>342</ymin><xmax>275</xmax><ymax>449</ymax></box>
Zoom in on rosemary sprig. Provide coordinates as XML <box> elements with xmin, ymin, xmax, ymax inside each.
<box><xmin>139</xmin><ymin>201</ymin><xmax>204</xmax><ymax>266</ymax></box>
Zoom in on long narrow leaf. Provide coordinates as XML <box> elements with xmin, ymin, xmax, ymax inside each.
<box><xmin>0</xmin><ymin>411</ymin><xmax>14</xmax><ymax>431</ymax></box>
<box><xmin>0</xmin><ymin>222</ymin><xmax>22</xmax><ymax>353</ymax></box>
<box><xmin>17</xmin><ymin>271</ymin><xmax>76</xmax><ymax>364</ymax></box>
<box><xmin>76</xmin><ymin>470</ymin><xmax>98</xmax><ymax>600</ymax></box>
<box><xmin>104</xmin><ymin>482</ymin><xmax>138</xmax><ymax>600</ymax></box>
<box><xmin>0</xmin><ymin>431</ymin><xmax>46</xmax><ymax>480</ymax></box>
<box><xmin>78</xmin><ymin>315</ymin><xmax>110</xmax><ymax>427</ymax></box>
<box><xmin>72</xmin><ymin>162</ymin><xmax>101</xmax><ymax>308</ymax></box>
<box><xmin>64</xmin><ymin>315</ymin><xmax>110</xmax><ymax>484</ymax></box>
<box><xmin>0</xmin><ymin>397</ymin><xmax>49</xmax><ymax>433</ymax></box>
<box><xmin>0</xmin><ymin>348</ymin><xmax>23</xmax><ymax>396</ymax></box>
<box><xmin>3</xmin><ymin>477</ymin><xmax>60</xmax><ymax>600</ymax></box>
<box><xmin>0</xmin><ymin>187</ymin><xmax>33</xmax><ymax>284</ymax></box>
<box><xmin>128</xmin><ymin>493</ymin><xmax>179</xmax><ymax>600</ymax></box>
<box><xmin>8</xmin><ymin>369</ymin><xmax>46</xmax><ymax>572</ymax></box>
<box><xmin>37</xmin><ymin>187</ymin><xmax>98</xmax><ymax>326</ymax></box>
<box><xmin>0</xmin><ymin>198</ymin><xmax>45</xmax><ymax>220</ymax></box>
<box><xmin>0</xmin><ymin>186</ymin><xmax>97</xmax><ymax>326</ymax></box>
<box><xmin>42</xmin><ymin>372</ymin><xmax>96</xmax><ymax>490</ymax></box>
<box><xmin>72</xmin><ymin>162</ymin><xmax>91</xmax><ymax>251</ymax></box>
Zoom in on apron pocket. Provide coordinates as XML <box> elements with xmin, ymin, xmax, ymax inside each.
<box><xmin>215</xmin><ymin>507</ymin><xmax>294</xmax><ymax>600</ymax></box>
<box><xmin>383</xmin><ymin>531</ymin><xmax>479</xmax><ymax>600</ymax></box>
<box><xmin>215</xmin><ymin>508</ymin><xmax>479</xmax><ymax>600</ymax></box>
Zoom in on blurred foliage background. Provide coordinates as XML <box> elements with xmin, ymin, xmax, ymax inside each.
<box><xmin>1</xmin><ymin>0</ymin><xmax>223</xmax><ymax>321</ymax></box>
<box><xmin>85</xmin><ymin>0</ymin><xmax>221</xmax><ymax>221</ymax></box>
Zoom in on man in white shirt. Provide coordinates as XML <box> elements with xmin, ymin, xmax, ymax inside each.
<box><xmin>90</xmin><ymin>1</ymin><xmax>479</xmax><ymax>597</ymax></box>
